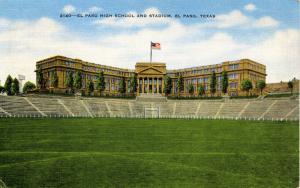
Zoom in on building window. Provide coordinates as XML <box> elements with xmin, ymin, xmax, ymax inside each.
<box><xmin>229</xmin><ymin>64</ymin><xmax>239</xmax><ymax>70</ymax></box>
<box><xmin>65</xmin><ymin>61</ymin><xmax>75</xmax><ymax>68</ymax></box>
<box><xmin>204</xmin><ymin>85</ymin><xmax>208</xmax><ymax>91</ymax></box>
<box><xmin>229</xmin><ymin>82</ymin><xmax>238</xmax><ymax>88</ymax></box>
<box><xmin>192</xmin><ymin>79</ymin><xmax>197</xmax><ymax>84</ymax></box>
<box><xmin>228</xmin><ymin>73</ymin><xmax>238</xmax><ymax>79</ymax></box>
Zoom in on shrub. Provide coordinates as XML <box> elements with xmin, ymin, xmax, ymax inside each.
<box><xmin>241</xmin><ymin>79</ymin><xmax>253</xmax><ymax>96</ymax></box>
<box><xmin>198</xmin><ymin>85</ymin><xmax>205</xmax><ymax>96</ymax></box>
<box><xmin>12</xmin><ymin>78</ymin><xmax>20</xmax><ymax>95</ymax></box>
<box><xmin>256</xmin><ymin>80</ymin><xmax>266</xmax><ymax>95</ymax></box>
<box><xmin>23</xmin><ymin>81</ymin><xmax>36</xmax><ymax>93</ymax></box>
<box><xmin>188</xmin><ymin>84</ymin><xmax>194</xmax><ymax>95</ymax></box>
<box><xmin>0</xmin><ymin>85</ymin><xmax>4</xmax><ymax>93</ymax></box>
<box><xmin>4</xmin><ymin>75</ymin><xmax>13</xmax><ymax>95</ymax></box>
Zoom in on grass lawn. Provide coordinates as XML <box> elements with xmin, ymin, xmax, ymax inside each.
<box><xmin>0</xmin><ymin>118</ymin><xmax>298</xmax><ymax>188</ymax></box>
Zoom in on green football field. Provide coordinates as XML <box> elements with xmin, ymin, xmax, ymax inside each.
<box><xmin>0</xmin><ymin>118</ymin><xmax>298</xmax><ymax>188</ymax></box>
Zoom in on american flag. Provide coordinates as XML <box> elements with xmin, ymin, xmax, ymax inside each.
<box><xmin>151</xmin><ymin>42</ymin><xmax>161</xmax><ymax>50</ymax></box>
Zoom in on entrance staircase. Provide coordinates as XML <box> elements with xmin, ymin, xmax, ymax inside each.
<box><xmin>136</xmin><ymin>93</ymin><xmax>167</xmax><ymax>102</ymax></box>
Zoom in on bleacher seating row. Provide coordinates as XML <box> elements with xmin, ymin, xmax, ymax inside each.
<box><xmin>0</xmin><ymin>95</ymin><xmax>298</xmax><ymax>120</ymax></box>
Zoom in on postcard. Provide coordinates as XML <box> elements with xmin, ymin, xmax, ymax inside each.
<box><xmin>0</xmin><ymin>1</ymin><xmax>299</xmax><ymax>187</ymax></box>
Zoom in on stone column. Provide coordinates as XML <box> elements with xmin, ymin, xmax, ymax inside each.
<box><xmin>162</xmin><ymin>77</ymin><xmax>164</xmax><ymax>95</ymax></box>
<box><xmin>136</xmin><ymin>77</ymin><xmax>139</xmax><ymax>95</ymax></box>
<box><xmin>142</xmin><ymin>77</ymin><xmax>144</xmax><ymax>93</ymax></box>
<box><xmin>109</xmin><ymin>78</ymin><xmax>112</xmax><ymax>93</ymax></box>
<box><xmin>151</xmin><ymin>77</ymin><xmax>154</xmax><ymax>94</ymax></box>
<box><xmin>156</xmin><ymin>78</ymin><xmax>159</xmax><ymax>93</ymax></box>
<box><xmin>196</xmin><ymin>79</ymin><xmax>198</xmax><ymax>95</ymax></box>
<box><xmin>147</xmin><ymin>77</ymin><xmax>149</xmax><ymax>93</ymax></box>
<box><xmin>172</xmin><ymin>81</ymin><xmax>175</xmax><ymax>94</ymax></box>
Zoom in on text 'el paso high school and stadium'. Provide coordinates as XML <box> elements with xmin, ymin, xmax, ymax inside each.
<box><xmin>36</xmin><ymin>56</ymin><xmax>266</xmax><ymax>96</ymax></box>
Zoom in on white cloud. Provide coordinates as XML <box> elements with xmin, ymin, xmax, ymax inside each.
<box><xmin>93</xmin><ymin>7</ymin><xmax>172</xmax><ymax>28</ymax></box>
<box><xmin>88</xmin><ymin>6</ymin><xmax>102</xmax><ymax>13</ymax></box>
<box><xmin>244</xmin><ymin>3</ymin><xmax>256</xmax><ymax>11</ymax></box>
<box><xmin>252</xmin><ymin>16</ymin><xmax>279</xmax><ymax>28</ymax></box>
<box><xmin>205</xmin><ymin>10</ymin><xmax>279</xmax><ymax>29</ymax></box>
<box><xmin>0</xmin><ymin>17</ymin><xmax>65</xmax><ymax>84</ymax></box>
<box><xmin>239</xmin><ymin>29</ymin><xmax>300</xmax><ymax>82</ymax></box>
<box><xmin>0</xmin><ymin>18</ymin><xmax>10</xmax><ymax>27</ymax></box>
<box><xmin>213</xmin><ymin>10</ymin><xmax>250</xmax><ymax>28</ymax></box>
<box><xmin>62</xmin><ymin>4</ymin><xmax>76</xmax><ymax>14</ymax></box>
<box><xmin>0</xmin><ymin>15</ymin><xmax>297</xmax><ymax>85</ymax></box>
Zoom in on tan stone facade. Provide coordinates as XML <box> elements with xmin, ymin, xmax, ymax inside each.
<box><xmin>135</xmin><ymin>62</ymin><xmax>166</xmax><ymax>94</ymax></box>
<box><xmin>36</xmin><ymin>56</ymin><xmax>266</xmax><ymax>96</ymax></box>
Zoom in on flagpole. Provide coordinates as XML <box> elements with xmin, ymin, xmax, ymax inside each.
<box><xmin>150</xmin><ymin>41</ymin><xmax>152</xmax><ymax>64</ymax></box>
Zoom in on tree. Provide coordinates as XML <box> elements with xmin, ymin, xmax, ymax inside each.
<box><xmin>4</xmin><ymin>75</ymin><xmax>13</xmax><ymax>95</ymax></box>
<box><xmin>0</xmin><ymin>85</ymin><xmax>4</xmax><ymax>93</ymax></box>
<box><xmin>74</xmin><ymin>71</ymin><xmax>82</xmax><ymax>91</ymax></box>
<box><xmin>12</xmin><ymin>78</ymin><xmax>20</xmax><ymax>95</ymax></box>
<box><xmin>164</xmin><ymin>76</ymin><xmax>172</xmax><ymax>96</ymax></box>
<box><xmin>241</xmin><ymin>79</ymin><xmax>253</xmax><ymax>96</ymax></box>
<box><xmin>66</xmin><ymin>72</ymin><xmax>74</xmax><ymax>93</ymax></box>
<box><xmin>23</xmin><ymin>81</ymin><xmax>36</xmax><ymax>93</ymax></box>
<box><xmin>188</xmin><ymin>84</ymin><xmax>194</xmax><ymax>96</ymax></box>
<box><xmin>198</xmin><ymin>85</ymin><xmax>205</xmax><ymax>96</ymax></box>
<box><xmin>256</xmin><ymin>80</ymin><xmax>266</xmax><ymax>95</ymax></box>
<box><xmin>36</xmin><ymin>68</ymin><xmax>44</xmax><ymax>89</ymax></box>
<box><xmin>221</xmin><ymin>71</ymin><xmax>228</xmax><ymax>94</ymax></box>
<box><xmin>177</xmin><ymin>74</ymin><xmax>184</xmax><ymax>96</ymax></box>
<box><xmin>288</xmin><ymin>80</ymin><xmax>293</xmax><ymax>94</ymax></box>
<box><xmin>119</xmin><ymin>77</ymin><xmax>126</xmax><ymax>94</ymax></box>
<box><xmin>130</xmin><ymin>73</ymin><xmax>138</xmax><ymax>93</ymax></box>
<box><xmin>50</xmin><ymin>71</ymin><xmax>58</xmax><ymax>88</ymax></box>
<box><xmin>210</xmin><ymin>71</ymin><xmax>217</xmax><ymax>96</ymax></box>
<box><xmin>96</xmin><ymin>71</ymin><xmax>105</xmax><ymax>96</ymax></box>
<box><xmin>88</xmin><ymin>80</ymin><xmax>94</xmax><ymax>95</ymax></box>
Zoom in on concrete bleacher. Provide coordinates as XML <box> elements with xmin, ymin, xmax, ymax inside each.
<box><xmin>156</xmin><ymin>101</ymin><xmax>175</xmax><ymax>116</ymax></box>
<box><xmin>263</xmin><ymin>99</ymin><xmax>299</xmax><ymax>119</ymax></box>
<box><xmin>26</xmin><ymin>97</ymin><xmax>69</xmax><ymax>116</ymax></box>
<box><xmin>129</xmin><ymin>101</ymin><xmax>145</xmax><ymax>117</ymax></box>
<box><xmin>0</xmin><ymin>96</ymin><xmax>40</xmax><ymax>116</ymax></box>
<box><xmin>84</xmin><ymin>100</ymin><xmax>108</xmax><ymax>117</ymax></box>
<box><xmin>174</xmin><ymin>101</ymin><xmax>199</xmax><ymax>116</ymax></box>
<box><xmin>60</xmin><ymin>98</ymin><xmax>91</xmax><ymax>117</ymax></box>
<box><xmin>285</xmin><ymin>106</ymin><xmax>299</xmax><ymax>119</ymax></box>
<box><xmin>105</xmin><ymin>100</ymin><xmax>131</xmax><ymax>117</ymax></box>
<box><xmin>240</xmin><ymin>100</ymin><xmax>275</xmax><ymax>119</ymax></box>
<box><xmin>197</xmin><ymin>101</ymin><xmax>223</xmax><ymax>117</ymax></box>
<box><xmin>0</xmin><ymin>95</ymin><xmax>298</xmax><ymax>120</ymax></box>
<box><xmin>218</xmin><ymin>100</ymin><xmax>249</xmax><ymax>118</ymax></box>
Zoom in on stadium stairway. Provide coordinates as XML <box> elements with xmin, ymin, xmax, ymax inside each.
<box><xmin>136</xmin><ymin>93</ymin><xmax>167</xmax><ymax>102</ymax></box>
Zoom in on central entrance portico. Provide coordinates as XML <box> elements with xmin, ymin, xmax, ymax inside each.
<box><xmin>135</xmin><ymin>62</ymin><xmax>166</xmax><ymax>95</ymax></box>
